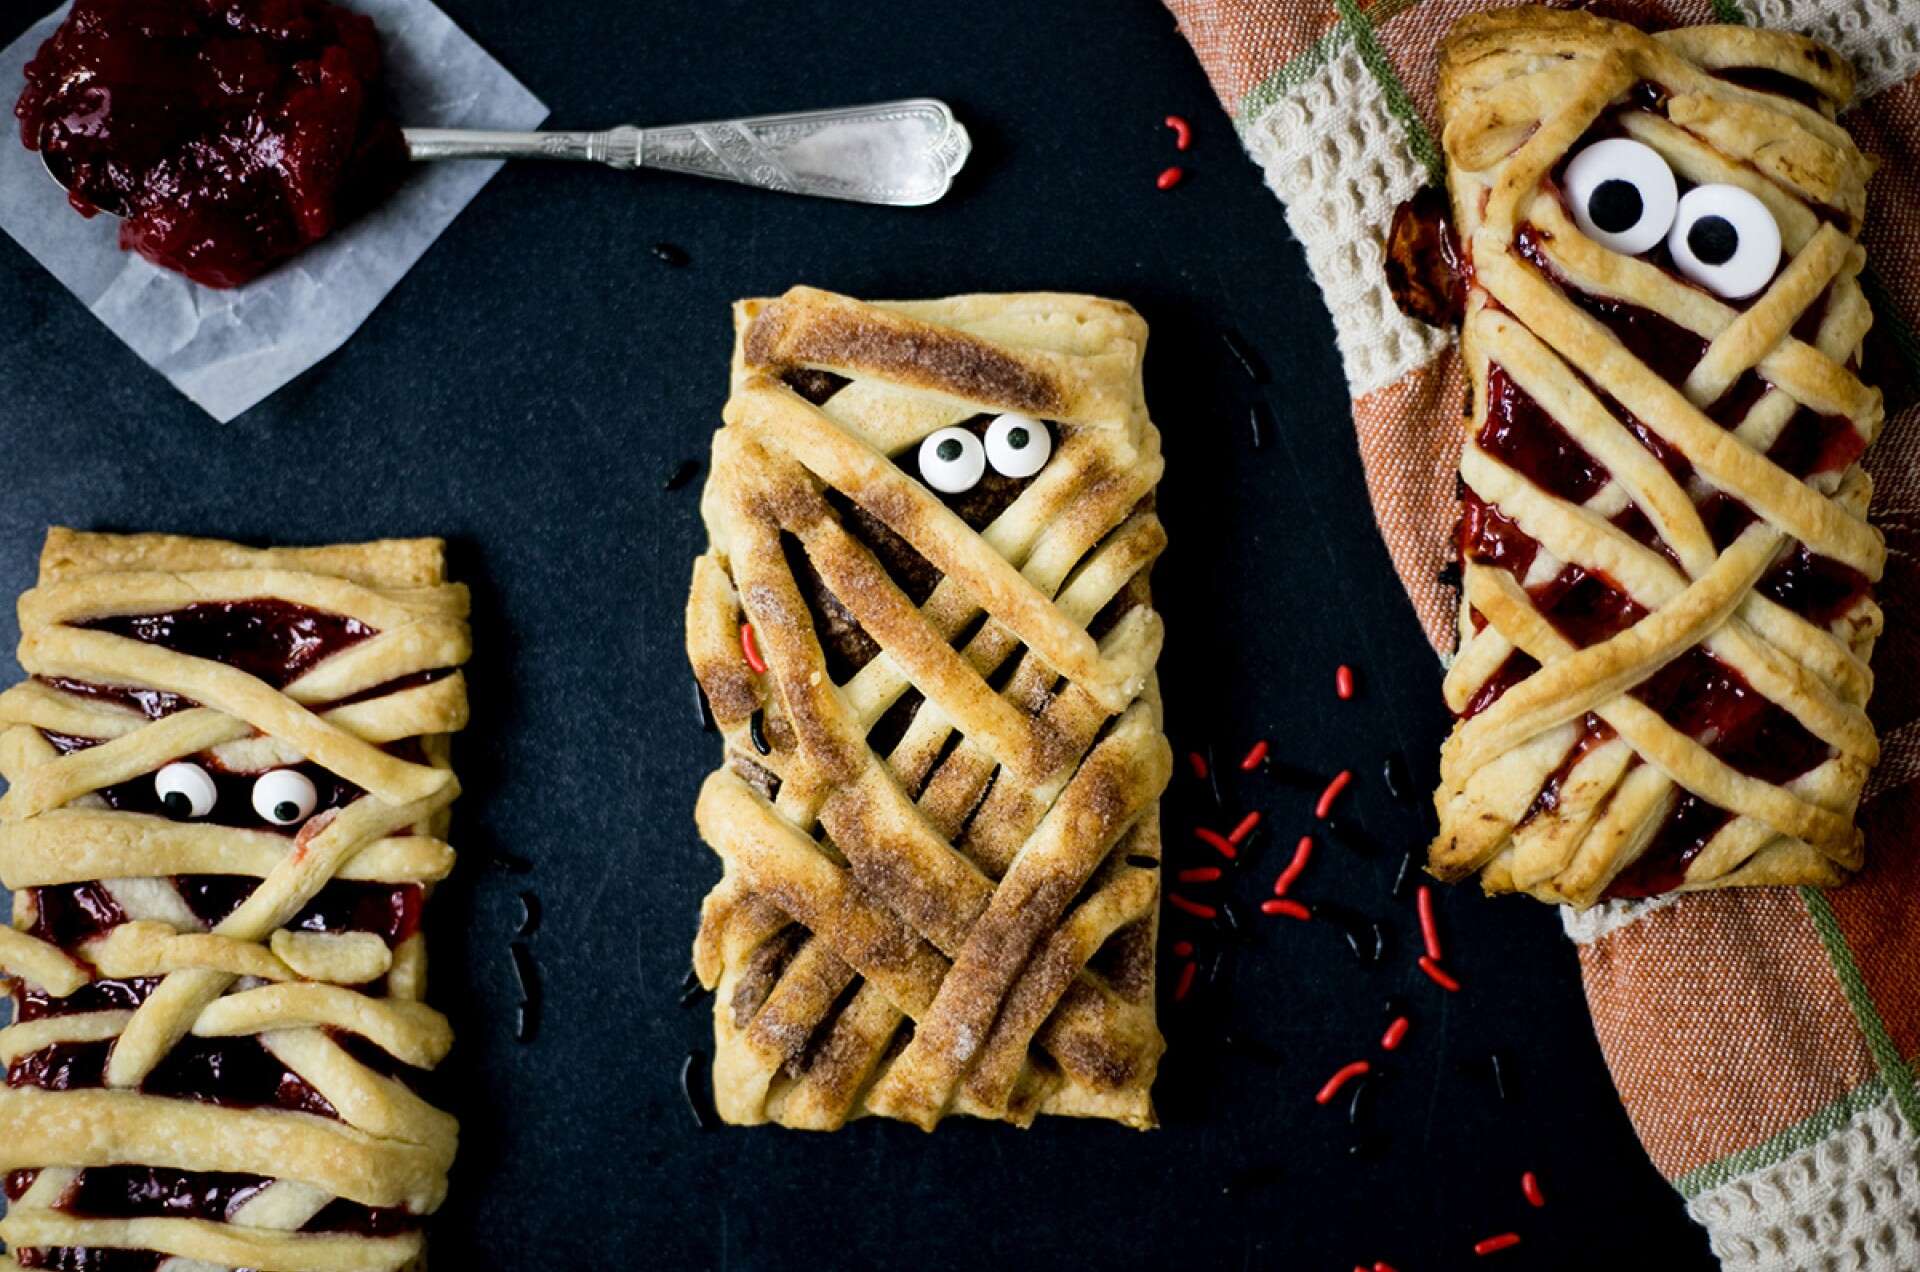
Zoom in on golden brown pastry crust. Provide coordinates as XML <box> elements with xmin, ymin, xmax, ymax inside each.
<box><xmin>1426</xmin><ymin>8</ymin><xmax>1882</xmax><ymax>905</ymax></box>
<box><xmin>0</xmin><ymin>530</ymin><xmax>469</xmax><ymax>1269</ymax></box>
<box><xmin>686</xmin><ymin>287</ymin><xmax>1167</xmax><ymax>1129</ymax></box>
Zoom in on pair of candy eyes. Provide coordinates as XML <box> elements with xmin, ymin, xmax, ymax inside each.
<box><xmin>1564</xmin><ymin>138</ymin><xmax>1783</xmax><ymax>301</ymax></box>
<box><xmin>917</xmin><ymin>413</ymin><xmax>1053</xmax><ymax>494</ymax></box>
<box><xmin>154</xmin><ymin>761</ymin><xmax>318</xmax><ymax>826</ymax></box>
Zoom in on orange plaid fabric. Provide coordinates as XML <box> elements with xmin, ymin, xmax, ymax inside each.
<box><xmin>1165</xmin><ymin>1</ymin><xmax>1920</xmax><ymax>1265</ymax></box>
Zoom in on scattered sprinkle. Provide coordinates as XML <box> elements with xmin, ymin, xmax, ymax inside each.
<box><xmin>1346</xmin><ymin>1074</ymin><xmax>1373</xmax><ymax>1125</ymax></box>
<box><xmin>1391</xmin><ymin>849</ymin><xmax>1416</xmax><ymax>897</ymax></box>
<box><xmin>1315</xmin><ymin>1059</ymin><xmax>1371</xmax><ymax>1105</ymax></box>
<box><xmin>1336</xmin><ymin>664</ymin><xmax>1356</xmax><ymax>700</ymax></box>
<box><xmin>1239</xmin><ymin>738</ymin><xmax>1270</xmax><ymax>771</ymax></box>
<box><xmin>1418</xmin><ymin>955</ymin><xmax>1461</xmax><ymax>993</ymax></box>
<box><xmin>1126</xmin><ymin>853</ymin><xmax>1159</xmax><ymax>870</ymax></box>
<box><xmin>1221</xmin><ymin>328</ymin><xmax>1269</xmax><ymax>383</ymax></box>
<box><xmin>740</xmin><ymin>622</ymin><xmax>768</xmax><ymax>674</ymax></box>
<box><xmin>1522</xmin><ymin>1170</ymin><xmax>1546</xmax><ymax>1208</ymax></box>
<box><xmin>1172</xmin><ymin>939</ymin><xmax>1194</xmax><ymax>958</ymax></box>
<box><xmin>680</xmin><ymin>1051</ymin><xmax>714</xmax><ymax>1129</ymax></box>
<box><xmin>1174</xmin><ymin>959</ymin><xmax>1199</xmax><ymax>1002</ymax></box>
<box><xmin>1194</xmin><ymin>827</ymin><xmax>1238</xmax><ymax>860</ymax></box>
<box><xmin>1375</xmin><ymin>1264</ymin><xmax>1403</xmax><ymax>1272</ymax></box>
<box><xmin>1260</xmin><ymin>898</ymin><xmax>1311</xmax><ymax>920</ymax></box>
<box><xmin>693</xmin><ymin>680</ymin><xmax>714</xmax><ymax>732</ymax></box>
<box><xmin>652</xmin><ymin>241</ymin><xmax>691</xmax><ymax>266</ymax></box>
<box><xmin>1156</xmin><ymin>165</ymin><xmax>1185</xmax><ymax>190</ymax></box>
<box><xmin>1380</xmin><ymin>1016</ymin><xmax>1410</xmax><ymax>1051</ymax></box>
<box><xmin>1490</xmin><ymin>1050</ymin><xmax>1511</xmax><ymax>1102</ymax></box>
<box><xmin>1474</xmin><ymin>1233</ymin><xmax>1522</xmax><ymax>1257</ymax></box>
<box><xmin>664</xmin><ymin>458</ymin><xmax>700</xmax><ymax>491</ymax></box>
<box><xmin>1218</xmin><ymin>898</ymin><xmax>1244</xmax><ymax>938</ymax></box>
<box><xmin>1178</xmin><ymin>866</ymin><xmax>1223</xmax><ymax>884</ymax></box>
<box><xmin>1417</xmin><ymin>884</ymin><xmax>1444</xmax><ymax>962</ymax></box>
<box><xmin>1164</xmin><ymin>114</ymin><xmax>1193</xmax><ymax>150</ymax></box>
<box><xmin>1228</xmin><ymin>810</ymin><xmax>1262</xmax><ymax>845</ymax></box>
<box><xmin>678</xmin><ymin>966</ymin><xmax>711</xmax><ymax>1009</ymax></box>
<box><xmin>1315</xmin><ymin>769</ymin><xmax>1354</xmax><ymax>819</ymax></box>
<box><xmin>1169</xmin><ymin>893</ymin><xmax>1217</xmax><ymax>920</ymax></box>
<box><xmin>1382</xmin><ymin>751</ymin><xmax>1411</xmax><ymax>802</ymax></box>
<box><xmin>748</xmin><ymin>709</ymin><xmax>771</xmax><ymax>757</ymax></box>
<box><xmin>1204</xmin><ymin>740</ymin><xmax>1226</xmax><ymax>809</ymax></box>
<box><xmin>1187</xmin><ymin>750</ymin><xmax>1210</xmax><ymax>780</ymax></box>
<box><xmin>515</xmin><ymin>891</ymin><xmax>542</xmax><ymax>939</ymax></box>
<box><xmin>1274</xmin><ymin>835</ymin><xmax>1313</xmax><ymax>896</ymax></box>
<box><xmin>1249</xmin><ymin>400</ymin><xmax>1273</xmax><ymax>451</ymax></box>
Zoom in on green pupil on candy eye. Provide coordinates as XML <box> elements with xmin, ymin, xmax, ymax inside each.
<box><xmin>275</xmin><ymin>801</ymin><xmax>300</xmax><ymax>822</ymax></box>
<box><xmin>1007</xmin><ymin>427</ymin><xmax>1030</xmax><ymax>449</ymax></box>
<box><xmin>162</xmin><ymin>791</ymin><xmax>191</xmax><ymax>816</ymax></box>
<box><xmin>936</xmin><ymin>438</ymin><xmax>963</xmax><ymax>462</ymax></box>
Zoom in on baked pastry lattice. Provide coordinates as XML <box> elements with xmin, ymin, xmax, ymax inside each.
<box><xmin>1426</xmin><ymin>8</ymin><xmax>1884</xmax><ymax>905</ymax></box>
<box><xmin>687</xmin><ymin>287</ymin><xmax>1169</xmax><ymax>1129</ymax></box>
<box><xmin>0</xmin><ymin>529</ymin><xmax>469</xmax><ymax>1270</ymax></box>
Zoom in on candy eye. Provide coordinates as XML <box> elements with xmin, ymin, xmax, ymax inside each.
<box><xmin>917</xmin><ymin>427</ymin><xmax>985</xmax><ymax>494</ymax></box>
<box><xmin>1667</xmin><ymin>184</ymin><xmax>1781</xmax><ymax>300</ymax></box>
<box><xmin>1564</xmin><ymin>139</ymin><xmax>1678</xmax><ymax>256</ymax></box>
<box><xmin>154</xmin><ymin>761</ymin><xmax>217</xmax><ymax>819</ymax></box>
<box><xmin>252</xmin><ymin>769</ymin><xmax>318</xmax><ymax>826</ymax></box>
<box><xmin>983</xmin><ymin>413</ymin><xmax>1052</xmax><ymax>478</ymax></box>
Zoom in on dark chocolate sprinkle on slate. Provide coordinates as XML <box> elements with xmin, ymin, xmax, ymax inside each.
<box><xmin>1490</xmin><ymin>1050</ymin><xmax>1511</xmax><ymax>1103</ymax></box>
<box><xmin>749</xmin><ymin>709</ymin><xmax>771</xmax><ymax>756</ymax></box>
<box><xmin>1347</xmin><ymin>1074</ymin><xmax>1374</xmax><ymax>1126</ymax></box>
<box><xmin>1391</xmin><ymin>850</ymin><xmax>1416</xmax><ymax>898</ymax></box>
<box><xmin>652</xmin><ymin>241</ymin><xmax>690</xmax><ymax>267</ymax></box>
<box><xmin>679</xmin><ymin>966</ymin><xmax>711</xmax><ymax>1009</ymax></box>
<box><xmin>1216</xmin><ymin>897</ymin><xmax>1244</xmax><ymax>940</ymax></box>
<box><xmin>1382</xmin><ymin>751</ymin><xmax>1411</xmax><ymax>803</ymax></box>
<box><xmin>1220</xmin><ymin>327</ymin><xmax>1269</xmax><ymax>383</ymax></box>
<box><xmin>1248</xmin><ymin>401</ymin><xmax>1273</xmax><ymax>452</ymax></box>
<box><xmin>664</xmin><ymin>459</ymin><xmax>700</xmax><ymax>491</ymax></box>
<box><xmin>510</xmin><ymin>942</ymin><xmax>540</xmax><ymax>1042</ymax></box>
<box><xmin>1204</xmin><ymin>739</ymin><xmax>1225</xmax><ymax>810</ymax></box>
<box><xmin>515</xmin><ymin>892</ymin><xmax>542</xmax><ymax>939</ymax></box>
<box><xmin>1125</xmin><ymin>854</ymin><xmax>1159</xmax><ymax>870</ymax></box>
<box><xmin>681</xmin><ymin>1051</ymin><xmax>716</xmax><ymax>1130</ymax></box>
<box><xmin>694</xmin><ymin>680</ymin><xmax>714</xmax><ymax>732</ymax></box>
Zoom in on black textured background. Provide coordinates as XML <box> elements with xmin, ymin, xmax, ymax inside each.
<box><xmin>0</xmin><ymin>2</ymin><xmax>1716</xmax><ymax>1268</ymax></box>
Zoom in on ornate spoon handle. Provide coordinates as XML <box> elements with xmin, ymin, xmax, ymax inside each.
<box><xmin>402</xmin><ymin>98</ymin><xmax>970</xmax><ymax>207</ymax></box>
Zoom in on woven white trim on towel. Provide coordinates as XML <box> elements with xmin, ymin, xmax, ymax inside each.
<box><xmin>1745</xmin><ymin>0</ymin><xmax>1920</xmax><ymax>100</ymax></box>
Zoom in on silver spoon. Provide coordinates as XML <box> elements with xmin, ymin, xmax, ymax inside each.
<box><xmin>44</xmin><ymin>98</ymin><xmax>972</xmax><ymax>216</ymax></box>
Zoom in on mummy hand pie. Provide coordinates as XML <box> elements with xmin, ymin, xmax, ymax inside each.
<box><xmin>686</xmin><ymin>287</ymin><xmax>1169</xmax><ymax>1129</ymax></box>
<box><xmin>0</xmin><ymin>529</ymin><xmax>470</xmax><ymax>1270</ymax></box>
<box><xmin>1415</xmin><ymin>7</ymin><xmax>1883</xmax><ymax>905</ymax></box>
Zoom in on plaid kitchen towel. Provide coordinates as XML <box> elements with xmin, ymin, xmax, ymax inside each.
<box><xmin>1163</xmin><ymin>0</ymin><xmax>1920</xmax><ymax>1267</ymax></box>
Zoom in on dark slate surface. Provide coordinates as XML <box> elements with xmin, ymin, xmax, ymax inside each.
<box><xmin>0</xmin><ymin>1</ymin><xmax>1714</xmax><ymax>1268</ymax></box>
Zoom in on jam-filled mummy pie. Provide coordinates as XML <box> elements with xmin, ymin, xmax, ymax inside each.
<box><xmin>687</xmin><ymin>287</ymin><xmax>1169</xmax><ymax>1129</ymax></box>
<box><xmin>1419</xmin><ymin>7</ymin><xmax>1883</xmax><ymax>905</ymax></box>
<box><xmin>0</xmin><ymin>529</ymin><xmax>471</xmax><ymax>1269</ymax></box>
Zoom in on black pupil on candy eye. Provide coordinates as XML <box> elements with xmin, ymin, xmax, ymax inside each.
<box><xmin>1007</xmin><ymin>427</ymin><xmax>1030</xmax><ymax>449</ymax></box>
<box><xmin>162</xmin><ymin>791</ymin><xmax>191</xmax><ymax>817</ymax></box>
<box><xmin>1688</xmin><ymin>215</ymin><xmax>1739</xmax><ymax>266</ymax></box>
<box><xmin>274</xmin><ymin>801</ymin><xmax>300</xmax><ymax>822</ymax></box>
<box><xmin>1589</xmin><ymin>179</ymin><xmax>1643</xmax><ymax>234</ymax></box>
<box><xmin>936</xmin><ymin>438</ymin><xmax>962</xmax><ymax>462</ymax></box>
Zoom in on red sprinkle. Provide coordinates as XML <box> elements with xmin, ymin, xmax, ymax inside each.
<box><xmin>1177</xmin><ymin>866</ymin><xmax>1223</xmax><ymax>884</ymax></box>
<box><xmin>1174</xmin><ymin>960</ymin><xmax>1198</xmax><ymax>1002</ymax></box>
<box><xmin>1374</xmin><ymin>1265</ymin><xmax>1402</xmax><ymax>1272</ymax></box>
<box><xmin>1261</xmin><ymin>898</ymin><xmax>1310</xmax><ymax>920</ymax></box>
<box><xmin>1315</xmin><ymin>769</ymin><xmax>1354</xmax><ymax>819</ymax></box>
<box><xmin>1187</xmin><ymin>750</ymin><xmax>1209</xmax><ymax>780</ymax></box>
<box><xmin>1172</xmin><ymin>939</ymin><xmax>1194</xmax><ymax>958</ymax></box>
<box><xmin>1194</xmin><ymin>828</ymin><xmax>1238</xmax><ymax>860</ymax></box>
<box><xmin>1418</xmin><ymin>955</ymin><xmax>1462</xmax><ymax>992</ymax></box>
<box><xmin>1336</xmin><ymin>664</ymin><xmax>1355</xmax><ymax>699</ymax></box>
<box><xmin>1417</xmin><ymin>884</ymin><xmax>1444</xmax><ymax>962</ymax></box>
<box><xmin>1239</xmin><ymin>739</ymin><xmax>1269</xmax><ymax>771</ymax></box>
<box><xmin>1227</xmin><ymin>810</ymin><xmax>1262</xmax><ymax>845</ymax></box>
<box><xmin>1156</xmin><ymin>165</ymin><xmax>1185</xmax><ymax>190</ymax></box>
<box><xmin>1314</xmin><ymin>1059</ymin><xmax>1371</xmax><ymax>1105</ymax></box>
<box><xmin>1274</xmin><ymin>835</ymin><xmax>1313</xmax><ymax>896</ymax></box>
<box><xmin>1522</xmin><ymin>1170</ymin><xmax>1546</xmax><ymax>1208</ymax></box>
<box><xmin>1380</xmin><ymin>1015</ymin><xmax>1410</xmax><ymax>1051</ymax></box>
<box><xmin>1168</xmin><ymin>893</ymin><xmax>1217</xmax><ymax>920</ymax></box>
<box><xmin>740</xmin><ymin>622</ymin><xmax>768</xmax><ymax>674</ymax></box>
<box><xmin>1165</xmin><ymin>114</ymin><xmax>1192</xmax><ymax>150</ymax></box>
<box><xmin>1474</xmin><ymin>1233</ymin><xmax>1522</xmax><ymax>1256</ymax></box>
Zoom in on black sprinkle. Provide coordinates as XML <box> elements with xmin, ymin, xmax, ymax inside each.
<box><xmin>652</xmin><ymin>241</ymin><xmax>691</xmax><ymax>267</ymax></box>
<box><xmin>1222</xmin><ymin>1162</ymin><xmax>1286</xmax><ymax>1196</ymax></box>
<box><xmin>1391</xmin><ymin>850</ymin><xmax>1416</xmax><ymax>898</ymax></box>
<box><xmin>664</xmin><ymin>459</ymin><xmax>700</xmax><ymax>491</ymax></box>
<box><xmin>1220</xmin><ymin>1030</ymin><xmax>1284</xmax><ymax>1066</ymax></box>
<box><xmin>681</xmin><ymin>1051</ymin><xmax>716</xmax><ymax>1129</ymax></box>
<box><xmin>1203</xmin><ymin>944</ymin><xmax>1226</xmax><ymax>988</ymax></box>
<box><xmin>1382</xmin><ymin>751</ymin><xmax>1411</xmax><ymax>803</ymax></box>
<box><xmin>1383</xmin><ymin>994</ymin><xmax>1406</xmax><ymax>1018</ymax></box>
<box><xmin>1204</xmin><ymin>740</ymin><xmax>1225</xmax><ymax>810</ymax></box>
<box><xmin>515</xmin><ymin>891</ymin><xmax>542</xmax><ymax>939</ymax></box>
<box><xmin>679</xmin><ymin>966</ymin><xmax>711</xmax><ymax>1009</ymax></box>
<box><xmin>1325</xmin><ymin>816</ymin><xmax>1380</xmax><ymax>855</ymax></box>
<box><xmin>694</xmin><ymin>680</ymin><xmax>714</xmax><ymax>733</ymax></box>
<box><xmin>1347</xmin><ymin>1074</ymin><xmax>1374</xmax><ymax>1126</ymax></box>
<box><xmin>1490</xmin><ymin>1051</ymin><xmax>1511</xmax><ymax>1103</ymax></box>
<box><xmin>1368</xmin><ymin>920</ymin><xmax>1386</xmax><ymax>965</ymax></box>
<box><xmin>1313</xmin><ymin>901</ymin><xmax>1381</xmax><ymax>966</ymax></box>
<box><xmin>1125</xmin><ymin>854</ymin><xmax>1159</xmax><ymax>870</ymax></box>
<box><xmin>748</xmin><ymin>709</ymin><xmax>771</xmax><ymax>756</ymax></box>
<box><xmin>1248</xmin><ymin>401</ymin><xmax>1273</xmax><ymax>452</ymax></box>
<box><xmin>1436</xmin><ymin>560</ymin><xmax>1463</xmax><ymax>589</ymax></box>
<box><xmin>1220</xmin><ymin>327</ymin><xmax>1269</xmax><ymax>384</ymax></box>
<box><xmin>510</xmin><ymin>942</ymin><xmax>540</xmax><ymax>1043</ymax></box>
<box><xmin>1217</xmin><ymin>897</ymin><xmax>1244</xmax><ymax>940</ymax></box>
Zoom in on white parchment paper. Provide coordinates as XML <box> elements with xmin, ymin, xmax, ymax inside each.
<box><xmin>0</xmin><ymin>1</ymin><xmax>547</xmax><ymax>422</ymax></box>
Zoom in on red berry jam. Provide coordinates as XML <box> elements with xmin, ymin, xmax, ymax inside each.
<box><xmin>15</xmin><ymin>0</ymin><xmax>408</xmax><ymax>288</ymax></box>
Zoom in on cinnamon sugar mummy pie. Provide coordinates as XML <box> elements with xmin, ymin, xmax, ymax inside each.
<box><xmin>1419</xmin><ymin>8</ymin><xmax>1883</xmax><ymax>905</ymax></box>
<box><xmin>686</xmin><ymin>287</ymin><xmax>1168</xmax><ymax>1129</ymax></box>
<box><xmin>0</xmin><ymin>529</ymin><xmax>469</xmax><ymax>1270</ymax></box>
